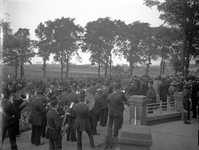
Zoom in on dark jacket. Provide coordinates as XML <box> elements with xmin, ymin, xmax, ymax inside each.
<box><xmin>146</xmin><ymin>87</ymin><xmax>156</xmax><ymax>103</ymax></box>
<box><xmin>29</xmin><ymin>96</ymin><xmax>48</xmax><ymax>126</ymax></box>
<box><xmin>1</xmin><ymin>98</ymin><xmax>17</xmax><ymax>127</ymax></box>
<box><xmin>73</xmin><ymin>103</ymin><xmax>91</xmax><ymax>131</ymax></box>
<box><xmin>107</xmin><ymin>92</ymin><xmax>123</xmax><ymax>117</ymax></box>
<box><xmin>46</xmin><ymin>109</ymin><xmax>62</xmax><ymax>141</ymax></box>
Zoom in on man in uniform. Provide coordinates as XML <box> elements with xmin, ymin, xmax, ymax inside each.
<box><xmin>29</xmin><ymin>87</ymin><xmax>48</xmax><ymax>146</ymax></box>
<box><xmin>107</xmin><ymin>83</ymin><xmax>124</xmax><ymax>137</ymax></box>
<box><xmin>0</xmin><ymin>88</ymin><xmax>18</xmax><ymax>150</ymax></box>
<box><xmin>100</xmin><ymin>82</ymin><xmax>109</xmax><ymax>127</ymax></box>
<box><xmin>46</xmin><ymin>96</ymin><xmax>62</xmax><ymax>150</ymax></box>
<box><xmin>146</xmin><ymin>80</ymin><xmax>156</xmax><ymax>113</ymax></box>
<box><xmin>11</xmin><ymin>88</ymin><xmax>28</xmax><ymax>137</ymax></box>
<box><xmin>73</xmin><ymin>90</ymin><xmax>97</xmax><ymax>150</ymax></box>
<box><xmin>91</xmin><ymin>88</ymin><xmax>102</xmax><ymax>135</ymax></box>
<box><xmin>62</xmin><ymin>84</ymin><xmax>78</xmax><ymax>142</ymax></box>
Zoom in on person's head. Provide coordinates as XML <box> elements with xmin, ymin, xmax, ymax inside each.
<box><xmin>148</xmin><ymin>80</ymin><xmax>153</xmax><ymax>88</ymax></box>
<box><xmin>37</xmin><ymin>87</ymin><xmax>44</xmax><ymax>96</ymax></box>
<box><xmin>2</xmin><ymin>88</ymin><xmax>11</xmax><ymax>99</ymax></box>
<box><xmin>184</xmin><ymin>83</ymin><xmax>191</xmax><ymax>90</ymax></box>
<box><xmin>50</xmin><ymin>96</ymin><xmax>59</xmax><ymax>110</ymax></box>
<box><xmin>113</xmin><ymin>82</ymin><xmax>121</xmax><ymax>92</ymax></box>
<box><xmin>78</xmin><ymin>90</ymin><xmax>86</xmax><ymax>102</ymax></box>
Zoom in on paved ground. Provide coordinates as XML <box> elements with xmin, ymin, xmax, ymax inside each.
<box><xmin>1</xmin><ymin>106</ymin><xmax>198</xmax><ymax>150</ymax></box>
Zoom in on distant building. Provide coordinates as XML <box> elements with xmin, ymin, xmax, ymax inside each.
<box><xmin>189</xmin><ymin>64</ymin><xmax>198</xmax><ymax>72</ymax></box>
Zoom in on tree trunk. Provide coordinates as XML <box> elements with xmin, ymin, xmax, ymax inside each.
<box><xmin>181</xmin><ymin>0</ymin><xmax>188</xmax><ymax>76</ymax></box>
<box><xmin>146</xmin><ymin>57</ymin><xmax>151</xmax><ymax>75</ymax></box>
<box><xmin>160</xmin><ymin>55</ymin><xmax>163</xmax><ymax>76</ymax></box>
<box><xmin>14</xmin><ymin>64</ymin><xmax>18</xmax><ymax>79</ymax></box>
<box><xmin>109</xmin><ymin>53</ymin><xmax>112</xmax><ymax>77</ymax></box>
<box><xmin>60</xmin><ymin>60</ymin><xmax>64</xmax><ymax>82</ymax></box>
<box><xmin>20</xmin><ymin>62</ymin><xmax>24</xmax><ymax>80</ymax></box>
<box><xmin>129</xmin><ymin>62</ymin><xmax>134</xmax><ymax>77</ymax></box>
<box><xmin>98</xmin><ymin>59</ymin><xmax>101</xmax><ymax>79</ymax></box>
<box><xmin>104</xmin><ymin>60</ymin><xmax>108</xmax><ymax>78</ymax></box>
<box><xmin>43</xmin><ymin>59</ymin><xmax>46</xmax><ymax>78</ymax></box>
<box><xmin>184</xmin><ymin>53</ymin><xmax>190</xmax><ymax>76</ymax></box>
<box><xmin>65</xmin><ymin>59</ymin><xmax>69</xmax><ymax>78</ymax></box>
<box><xmin>162</xmin><ymin>59</ymin><xmax>166</xmax><ymax>75</ymax></box>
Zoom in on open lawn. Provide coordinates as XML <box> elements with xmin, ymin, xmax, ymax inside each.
<box><xmin>1</xmin><ymin>64</ymin><xmax>175</xmax><ymax>79</ymax></box>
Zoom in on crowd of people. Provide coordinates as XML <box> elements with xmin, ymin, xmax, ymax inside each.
<box><xmin>1</xmin><ymin>73</ymin><xmax>199</xmax><ymax>150</ymax></box>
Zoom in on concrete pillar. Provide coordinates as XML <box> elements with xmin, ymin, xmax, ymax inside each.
<box><xmin>128</xmin><ymin>95</ymin><xmax>149</xmax><ymax>125</ymax></box>
<box><xmin>118</xmin><ymin>124</ymin><xmax>152</xmax><ymax>150</ymax></box>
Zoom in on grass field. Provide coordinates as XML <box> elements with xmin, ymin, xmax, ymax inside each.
<box><xmin>1</xmin><ymin>64</ymin><xmax>175</xmax><ymax>79</ymax></box>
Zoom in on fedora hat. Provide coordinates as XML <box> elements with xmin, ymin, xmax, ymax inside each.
<box><xmin>170</xmin><ymin>80</ymin><xmax>178</xmax><ymax>86</ymax></box>
<box><xmin>78</xmin><ymin>90</ymin><xmax>86</xmax><ymax>98</ymax></box>
<box><xmin>183</xmin><ymin>83</ymin><xmax>191</xmax><ymax>88</ymax></box>
<box><xmin>50</xmin><ymin>96</ymin><xmax>59</xmax><ymax>107</ymax></box>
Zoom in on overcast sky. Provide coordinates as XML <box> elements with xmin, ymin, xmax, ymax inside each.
<box><xmin>3</xmin><ymin>0</ymin><xmax>164</xmax><ymax>65</ymax></box>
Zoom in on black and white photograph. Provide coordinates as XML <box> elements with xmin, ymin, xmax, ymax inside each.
<box><xmin>0</xmin><ymin>0</ymin><xmax>198</xmax><ymax>150</ymax></box>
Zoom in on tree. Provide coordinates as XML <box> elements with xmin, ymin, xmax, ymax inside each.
<box><xmin>83</xmin><ymin>17</ymin><xmax>117</xmax><ymax>78</ymax></box>
<box><xmin>35</xmin><ymin>22</ymin><xmax>53</xmax><ymax>78</ymax></box>
<box><xmin>2</xmin><ymin>21</ymin><xmax>19</xmax><ymax>78</ymax></box>
<box><xmin>155</xmin><ymin>26</ymin><xmax>182</xmax><ymax>75</ymax></box>
<box><xmin>115</xmin><ymin>21</ymin><xmax>147</xmax><ymax>77</ymax></box>
<box><xmin>13</xmin><ymin>28</ymin><xmax>35</xmax><ymax>79</ymax></box>
<box><xmin>49</xmin><ymin>17</ymin><xmax>83</xmax><ymax>80</ymax></box>
<box><xmin>144</xmin><ymin>0</ymin><xmax>199</xmax><ymax>76</ymax></box>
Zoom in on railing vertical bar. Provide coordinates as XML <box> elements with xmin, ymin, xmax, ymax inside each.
<box><xmin>160</xmin><ymin>101</ymin><xmax>162</xmax><ymax>114</ymax></box>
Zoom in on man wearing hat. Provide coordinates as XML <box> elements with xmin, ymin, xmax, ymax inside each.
<box><xmin>29</xmin><ymin>87</ymin><xmax>48</xmax><ymax>146</ymax></box>
<box><xmin>73</xmin><ymin>90</ymin><xmax>97</xmax><ymax>150</ymax></box>
<box><xmin>0</xmin><ymin>88</ymin><xmax>18</xmax><ymax>150</ymax></box>
<box><xmin>168</xmin><ymin>80</ymin><xmax>178</xmax><ymax>110</ymax></box>
<box><xmin>182</xmin><ymin>83</ymin><xmax>192</xmax><ymax>124</ymax></box>
<box><xmin>146</xmin><ymin>80</ymin><xmax>156</xmax><ymax>113</ymax></box>
<box><xmin>107</xmin><ymin>83</ymin><xmax>124</xmax><ymax>137</ymax></box>
<box><xmin>11</xmin><ymin>88</ymin><xmax>28</xmax><ymax>137</ymax></box>
<box><xmin>62</xmin><ymin>84</ymin><xmax>78</xmax><ymax>142</ymax></box>
<box><xmin>46</xmin><ymin>96</ymin><xmax>62</xmax><ymax>150</ymax></box>
<box><xmin>90</xmin><ymin>88</ymin><xmax>102</xmax><ymax>135</ymax></box>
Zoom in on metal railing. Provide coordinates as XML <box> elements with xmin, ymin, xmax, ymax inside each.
<box><xmin>147</xmin><ymin>100</ymin><xmax>182</xmax><ymax>114</ymax></box>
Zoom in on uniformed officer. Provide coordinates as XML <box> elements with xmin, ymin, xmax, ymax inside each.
<box><xmin>62</xmin><ymin>84</ymin><xmax>78</xmax><ymax>142</ymax></box>
<box><xmin>146</xmin><ymin>80</ymin><xmax>157</xmax><ymax>113</ymax></box>
<box><xmin>91</xmin><ymin>88</ymin><xmax>102</xmax><ymax>135</ymax></box>
<box><xmin>0</xmin><ymin>88</ymin><xmax>18</xmax><ymax>150</ymax></box>
<box><xmin>107</xmin><ymin>83</ymin><xmax>124</xmax><ymax>137</ymax></box>
<box><xmin>46</xmin><ymin>96</ymin><xmax>62</xmax><ymax>150</ymax></box>
<box><xmin>73</xmin><ymin>90</ymin><xmax>97</xmax><ymax>150</ymax></box>
<box><xmin>29</xmin><ymin>87</ymin><xmax>48</xmax><ymax>146</ymax></box>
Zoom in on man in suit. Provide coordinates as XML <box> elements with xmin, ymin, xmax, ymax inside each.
<box><xmin>73</xmin><ymin>90</ymin><xmax>97</xmax><ymax>150</ymax></box>
<box><xmin>100</xmin><ymin>85</ymin><xmax>109</xmax><ymax>127</ymax></box>
<box><xmin>190</xmin><ymin>76</ymin><xmax>199</xmax><ymax>119</ymax></box>
<box><xmin>61</xmin><ymin>84</ymin><xmax>78</xmax><ymax>142</ymax></box>
<box><xmin>46</xmin><ymin>96</ymin><xmax>62</xmax><ymax>150</ymax></box>
<box><xmin>107</xmin><ymin>83</ymin><xmax>124</xmax><ymax>137</ymax></box>
<box><xmin>29</xmin><ymin>88</ymin><xmax>48</xmax><ymax>146</ymax></box>
<box><xmin>0</xmin><ymin>88</ymin><xmax>18</xmax><ymax>150</ymax></box>
<box><xmin>90</xmin><ymin>88</ymin><xmax>102</xmax><ymax>135</ymax></box>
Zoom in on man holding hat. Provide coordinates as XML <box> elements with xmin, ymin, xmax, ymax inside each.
<box><xmin>46</xmin><ymin>96</ymin><xmax>62</xmax><ymax>150</ymax></box>
<box><xmin>29</xmin><ymin>87</ymin><xmax>48</xmax><ymax>146</ymax></box>
<box><xmin>73</xmin><ymin>90</ymin><xmax>97</xmax><ymax>150</ymax></box>
<box><xmin>0</xmin><ymin>88</ymin><xmax>18</xmax><ymax>150</ymax></box>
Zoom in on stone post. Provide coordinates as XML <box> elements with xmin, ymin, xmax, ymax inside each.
<box><xmin>128</xmin><ymin>95</ymin><xmax>149</xmax><ymax>125</ymax></box>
